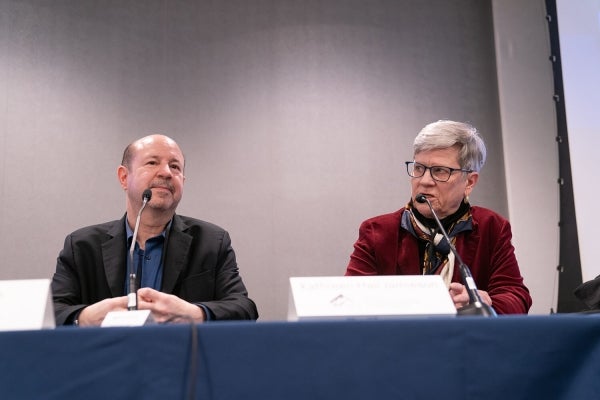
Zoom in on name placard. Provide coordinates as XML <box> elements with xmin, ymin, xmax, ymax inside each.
<box><xmin>0</xmin><ymin>279</ymin><xmax>55</xmax><ymax>331</ymax></box>
<box><xmin>288</xmin><ymin>275</ymin><xmax>456</xmax><ymax>321</ymax></box>
<box><xmin>101</xmin><ymin>310</ymin><xmax>155</xmax><ymax>327</ymax></box>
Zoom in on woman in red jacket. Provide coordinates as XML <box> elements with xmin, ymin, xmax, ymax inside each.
<box><xmin>346</xmin><ymin>120</ymin><xmax>532</xmax><ymax>314</ymax></box>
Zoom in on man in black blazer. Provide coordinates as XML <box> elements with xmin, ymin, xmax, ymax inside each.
<box><xmin>52</xmin><ymin>134</ymin><xmax>258</xmax><ymax>325</ymax></box>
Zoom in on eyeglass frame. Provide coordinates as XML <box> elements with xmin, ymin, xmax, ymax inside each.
<box><xmin>405</xmin><ymin>161</ymin><xmax>473</xmax><ymax>182</ymax></box>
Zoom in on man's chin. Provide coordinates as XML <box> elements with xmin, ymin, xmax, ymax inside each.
<box><xmin>147</xmin><ymin>200</ymin><xmax>179</xmax><ymax>213</ymax></box>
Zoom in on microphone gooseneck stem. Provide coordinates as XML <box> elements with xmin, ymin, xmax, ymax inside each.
<box><xmin>420</xmin><ymin>198</ymin><xmax>475</xmax><ymax>304</ymax></box>
<box><xmin>415</xmin><ymin>194</ymin><xmax>496</xmax><ymax>317</ymax></box>
<box><xmin>127</xmin><ymin>190</ymin><xmax>153</xmax><ymax>311</ymax></box>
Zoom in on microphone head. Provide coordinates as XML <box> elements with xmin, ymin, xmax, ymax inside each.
<box><xmin>142</xmin><ymin>189</ymin><xmax>152</xmax><ymax>202</ymax></box>
<box><xmin>415</xmin><ymin>194</ymin><xmax>427</xmax><ymax>204</ymax></box>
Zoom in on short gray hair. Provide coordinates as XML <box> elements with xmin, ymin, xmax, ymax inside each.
<box><xmin>413</xmin><ymin>120</ymin><xmax>487</xmax><ymax>172</ymax></box>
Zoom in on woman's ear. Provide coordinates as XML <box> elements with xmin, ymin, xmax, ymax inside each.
<box><xmin>465</xmin><ymin>172</ymin><xmax>479</xmax><ymax>197</ymax></box>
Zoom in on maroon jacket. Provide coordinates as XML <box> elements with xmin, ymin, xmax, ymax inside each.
<box><xmin>346</xmin><ymin>206</ymin><xmax>532</xmax><ymax>314</ymax></box>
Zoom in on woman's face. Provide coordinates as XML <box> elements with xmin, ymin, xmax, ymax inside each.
<box><xmin>410</xmin><ymin>146</ymin><xmax>478</xmax><ymax>219</ymax></box>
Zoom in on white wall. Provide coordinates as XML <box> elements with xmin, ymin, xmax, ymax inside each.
<box><xmin>555</xmin><ymin>0</ymin><xmax>600</xmax><ymax>283</ymax></box>
<box><xmin>493</xmin><ymin>0</ymin><xmax>559</xmax><ymax>314</ymax></box>
<box><xmin>0</xmin><ymin>0</ymin><xmax>557</xmax><ymax>319</ymax></box>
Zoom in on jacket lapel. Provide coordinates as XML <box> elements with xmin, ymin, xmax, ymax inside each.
<box><xmin>102</xmin><ymin>216</ymin><xmax>128</xmax><ymax>297</ymax></box>
<box><xmin>161</xmin><ymin>215</ymin><xmax>193</xmax><ymax>294</ymax></box>
<box><xmin>455</xmin><ymin>217</ymin><xmax>480</xmax><ymax>278</ymax></box>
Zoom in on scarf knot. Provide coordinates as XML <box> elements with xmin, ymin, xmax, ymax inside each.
<box><xmin>400</xmin><ymin>203</ymin><xmax>472</xmax><ymax>287</ymax></box>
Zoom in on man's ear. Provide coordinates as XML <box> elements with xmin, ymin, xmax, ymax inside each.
<box><xmin>117</xmin><ymin>165</ymin><xmax>128</xmax><ymax>190</ymax></box>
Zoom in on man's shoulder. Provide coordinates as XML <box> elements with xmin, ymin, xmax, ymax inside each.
<box><xmin>67</xmin><ymin>219</ymin><xmax>123</xmax><ymax>239</ymax></box>
<box><xmin>174</xmin><ymin>215</ymin><xmax>228</xmax><ymax>234</ymax></box>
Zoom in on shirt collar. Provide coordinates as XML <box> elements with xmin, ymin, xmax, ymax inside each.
<box><xmin>125</xmin><ymin>214</ymin><xmax>172</xmax><ymax>241</ymax></box>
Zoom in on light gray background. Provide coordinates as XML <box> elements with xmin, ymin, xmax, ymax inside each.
<box><xmin>0</xmin><ymin>0</ymin><xmax>558</xmax><ymax>319</ymax></box>
<box><xmin>556</xmin><ymin>0</ymin><xmax>600</xmax><ymax>282</ymax></box>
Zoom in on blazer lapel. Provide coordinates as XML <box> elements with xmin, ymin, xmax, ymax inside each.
<box><xmin>161</xmin><ymin>215</ymin><xmax>193</xmax><ymax>294</ymax></box>
<box><xmin>455</xmin><ymin>218</ymin><xmax>480</xmax><ymax>277</ymax></box>
<box><xmin>102</xmin><ymin>216</ymin><xmax>128</xmax><ymax>297</ymax></box>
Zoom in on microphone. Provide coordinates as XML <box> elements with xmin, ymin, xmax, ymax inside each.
<box><xmin>415</xmin><ymin>193</ymin><xmax>496</xmax><ymax>317</ymax></box>
<box><xmin>127</xmin><ymin>189</ymin><xmax>153</xmax><ymax>311</ymax></box>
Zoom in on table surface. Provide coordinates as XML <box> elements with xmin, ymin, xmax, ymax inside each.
<box><xmin>1</xmin><ymin>314</ymin><xmax>599</xmax><ymax>400</ymax></box>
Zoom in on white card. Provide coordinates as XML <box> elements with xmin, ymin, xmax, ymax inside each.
<box><xmin>288</xmin><ymin>275</ymin><xmax>456</xmax><ymax>321</ymax></box>
<box><xmin>101</xmin><ymin>309</ymin><xmax>155</xmax><ymax>327</ymax></box>
<box><xmin>0</xmin><ymin>279</ymin><xmax>55</xmax><ymax>331</ymax></box>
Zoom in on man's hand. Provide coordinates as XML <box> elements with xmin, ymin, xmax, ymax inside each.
<box><xmin>137</xmin><ymin>287</ymin><xmax>206</xmax><ymax>324</ymax></box>
<box><xmin>77</xmin><ymin>296</ymin><xmax>128</xmax><ymax>326</ymax></box>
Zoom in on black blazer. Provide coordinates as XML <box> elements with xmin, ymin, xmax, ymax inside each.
<box><xmin>52</xmin><ymin>214</ymin><xmax>258</xmax><ymax>324</ymax></box>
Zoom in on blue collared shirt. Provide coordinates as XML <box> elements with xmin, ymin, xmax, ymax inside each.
<box><xmin>123</xmin><ymin>216</ymin><xmax>212</xmax><ymax>320</ymax></box>
<box><xmin>125</xmin><ymin>218</ymin><xmax>170</xmax><ymax>292</ymax></box>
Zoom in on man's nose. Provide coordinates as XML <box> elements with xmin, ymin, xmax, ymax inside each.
<box><xmin>156</xmin><ymin>162</ymin><xmax>172</xmax><ymax>176</ymax></box>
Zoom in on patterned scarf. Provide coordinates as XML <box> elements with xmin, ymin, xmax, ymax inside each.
<box><xmin>400</xmin><ymin>201</ymin><xmax>473</xmax><ymax>287</ymax></box>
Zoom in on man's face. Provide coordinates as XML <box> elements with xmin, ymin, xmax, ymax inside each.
<box><xmin>410</xmin><ymin>146</ymin><xmax>478</xmax><ymax>219</ymax></box>
<box><xmin>119</xmin><ymin>135</ymin><xmax>185</xmax><ymax>214</ymax></box>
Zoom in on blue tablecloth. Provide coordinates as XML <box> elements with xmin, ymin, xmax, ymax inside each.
<box><xmin>1</xmin><ymin>315</ymin><xmax>599</xmax><ymax>399</ymax></box>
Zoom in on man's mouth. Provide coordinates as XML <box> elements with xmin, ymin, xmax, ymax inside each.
<box><xmin>150</xmin><ymin>183</ymin><xmax>173</xmax><ymax>193</ymax></box>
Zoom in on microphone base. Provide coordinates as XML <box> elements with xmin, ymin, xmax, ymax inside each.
<box><xmin>457</xmin><ymin>303</ymin><xmax>497</xmax><ymax>317</ymax></box>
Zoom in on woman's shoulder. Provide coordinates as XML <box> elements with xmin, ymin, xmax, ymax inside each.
<box><xmin>470</xmin><ymin>205</ymin><xmax>511</xmax><ymax>227</ymax></box>
<box><xmin>361</xmin><ymin>208</ymin><xmax>406</xmax><ymax>227</ymax></box>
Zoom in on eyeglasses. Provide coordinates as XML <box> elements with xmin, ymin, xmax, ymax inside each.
<box><xmin>405</xmin><ymin>161</ymin><xmax>472</xmax><ymax>182</ymax></box>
